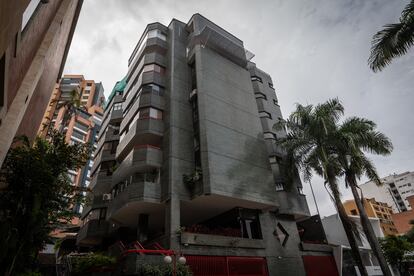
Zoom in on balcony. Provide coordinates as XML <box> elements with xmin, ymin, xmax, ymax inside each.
<box><xmin>181</xmin><ymin>232</ymin><xmax>265</xmax><ymax>249</ymax></box>
<box><xmin>91</xmin><ymin>149</ymin><xmax>116</xmax><ymax>175</ymax></box>
<box><xmin>117</xmin><ymin>119</ymin><xmax>164</xmax><ymax>161</ymax></box>
<box><xmin>113</xmin><ymin>145</ymin><xmax>163</xmax><ymax>185</ymax></box>
<box><xmin>275</xmin><ymin>191</ymin><xmax>310</xmax><ymax>219</ymax></box>
<box><xmin>121</xmin><ymin>90</ymin><xmax>164</xmax><ymax>133</ymax></box>
<box><xmin>107</xmin><ymin>180</ymin><xmax>161</xmax><ymax>219</ymax></box>
<box><xmin>88</xmin><ymin>175</ymin><xmax>112</xmax><ymax>200</ymax></box>
<box><xmin>76</xmin><ymin>219</ymin><xmax>109</xmax><ymax>246</ymax></box>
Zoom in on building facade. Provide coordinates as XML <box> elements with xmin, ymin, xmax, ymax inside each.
<box><xmin>39</xmin><ymin>74</ymin><xmax>105</xmax><ymax>216</ymax></box>
<box><xmin>321</xmin><ymin>214</ymin><xmax>390</xmax><ymax>276</ymax></box>
<box><xmin>343</xmin><ymin>198</ymin><xmax>398</xmax><ymax>236</ymax></box>
<box><xmin>78</xmin><ymin>14</ymin><xmax>310</xmax><ymax>275</ymax></box>
<box><xmin>360</xmin><ymin>171</ymin><xmax>414</xmax><ymax>213</ymax></box>
<box><xmin>0</xmin><ymin>0</ymin><xmax>83</xmax><ymax>167</ymax></box>
<box><xmin>392</xmin><ymin>195</ymin><xmax>414</xmax><ymax>235</ymax></box>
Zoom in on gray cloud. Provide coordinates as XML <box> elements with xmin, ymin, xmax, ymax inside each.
<box><xmin>64</xmin><ymin>0</ymin><xmax>414</xmax><ymax>217</ymax></box>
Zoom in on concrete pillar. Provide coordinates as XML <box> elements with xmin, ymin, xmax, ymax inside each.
<box><xmin>137</xmin><ymin>214</ymin><xmax>149</xmax><ymax>242</ymax></box>
<box><xmin>165</xmin><ymin>197</ymin><xmax>181</xmax><ymax>250</ymax></box>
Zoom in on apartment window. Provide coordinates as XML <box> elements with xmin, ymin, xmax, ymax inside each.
<box><xmin>21</xmin><ymin>0</ymin><xmax>41</xmax><ymax>31</ymax></box>
<box><xmin>251</xmin><ymin>76</ymin><xmax>262</xmax><ymax>83</ymax></box>
<box><xmin>82</xmin><ymin>95</ymin><xmax>89</xmax><ymax>100</ymax></box>
<box><xmin>86</xmin><ymin>82</ymin><xmax>92</xmax><ymax>86</ymax></box>
<box><xmin>137</xmin><ymin>107</ymin><xmax>163</xmax><ymax>120</ymax></box>
<box><xmin>255</xmin><ymin>92</ymin><xmax>267</xmax><ymax>100</ymax></box>
<box><xmin>147</xmin><ymin>29</ymin><xmax>167</xmax><ymax>41</ymax></box>
<box><xmin>273</xmin><ymin>99</ymin><xmax>279</xmax><ymax>106</ymax></box>
<box><xmin>72</xmin><ymin>129</ymin><xmax>86</xmax><ymax>141</ymax></box>
<box><xmin>113</xmin><ymin>102</ymin><xmax>122</xmax><ymax>111</ymax></box>
<box><xmin>142</xmin><ymin>64</ymin><xmax>165</xmax><ymax>75</ymax></box>
<box><xmin>268</xmin><ymin>82</ymin><xmax>274</xmax><ymax>89</ymax></box>
<box><xmin>350</xmin><ymin>209</ymin><xmax>358</xmax><ymax>215</ymax></box>
<box><xmin>259</xmin><ymin>111</ymin><xmax>272</xmax><ymax>119</ymax></box>
<box><xmin>75</xmin><ymin>121</ymin><xmax>89</xmax><ymax>132</ymax></box>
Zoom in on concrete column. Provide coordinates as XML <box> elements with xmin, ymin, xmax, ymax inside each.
<box><xmin>165</xmin><ymin>197</ymin><xmax>181</xmax><ymax>250</ymax></box>
<box><xmin>137</xmin><ymin>213</ymin><xmax>149</xmax><ymax>242</ymax></box>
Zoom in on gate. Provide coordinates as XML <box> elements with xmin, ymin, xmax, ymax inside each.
<box><xmin>302</xmin><ymin>255</ymin><xmax>339</xmax><ymax>276</ymax></box>
<box><xmin>186</xmin><ymin>255</ymin><xmax>268</xmax><ymax>276</ymax></box>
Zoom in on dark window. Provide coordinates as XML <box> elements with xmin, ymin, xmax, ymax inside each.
<box><xmin>74</xmin><ymin>121</ymin><xmax>89</xmax><ymax>132</ymax></box>
<box><xmin>255</xmin><ymin>92</ymin><xmax>267</xmax><ymax>100</ymax></box>
<box><xmin>268</xmin><ymin>82</ymin><xmax>274</xmax><ymax>89</ymax></box>
<box><xmin>86</xmin><ymin>82</ymin><xmax>92</xmax><ymax>86</ymax></box>
<box><xmin>259</xmin><ymin>111</ymin><xmax>272</xmax><ymax>119</ymax></box>
<box><xmin>350</xmin><ymin>209</ymin><xmax>358</xmax><ymax>215</ymax></box>
<box><xmin>273</xmin><ymin>99</ymin><xmax>278</xmax><ymax>106</ymax></box>
<box><xmin>251</xmin><ymin>76</ymin><xmax>262</xmax><ymax>83</ymax></box>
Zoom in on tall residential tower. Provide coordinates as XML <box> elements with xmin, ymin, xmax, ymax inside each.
<box><xmin>40</xmin><ymin>75</ymin><xmax>105</xmax><ymax>216</ymax></box>
<box><xmin>78</xmin><ymin>14</ymin><xmax>310</xmax><ymax>275</ymax></box>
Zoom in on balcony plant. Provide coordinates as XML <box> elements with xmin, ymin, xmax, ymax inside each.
<box><xmin>182</xmin><ymin>168</ymin><xmax>202</xmax><ymax>190</ymax></box>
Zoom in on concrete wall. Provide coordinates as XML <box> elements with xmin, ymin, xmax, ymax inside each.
<box><xmin>0</xmin><ymin>0</ymin><xmax>82</xmax><ymax>166</ymax></box>
<box><xmin>195</xmin><ymin>45</ymin><xmax>276</xmax><ymax>205</ymax></box>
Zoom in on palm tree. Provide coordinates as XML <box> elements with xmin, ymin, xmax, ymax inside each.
<box><xmin>334</xmin><ymin>117</ymin><xmax>393</xmax><ymax>276</ymax></box>
<box><xmin>275</xmin><ymin>99</ymin><xmax>369</xmax><ymax>276</ymax></box>
<box><xmin>368</xmin><ymin>0</ymin><xmax>414</xmax><ymax>72</ymax></box>
<box><xmin>41</xmin><ymin>89</ymin><xmax>82</xmax><ymax>137</ymax></box>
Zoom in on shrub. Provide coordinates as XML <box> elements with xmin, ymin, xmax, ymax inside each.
<box><xmin>71</xmin><ymin>253</ymin><xmax>116</xmax><ymax>273</ymax></box>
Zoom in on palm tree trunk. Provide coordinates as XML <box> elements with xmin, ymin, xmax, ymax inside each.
<box><xmin>327</xmin><ymin>174</ymin><xmax>368</xmax><ymax>276</ymax></box>
<box><xmin>347</xmin><ymin>175</ymin><xmax>392</xmax><ymax>276</ymax></box>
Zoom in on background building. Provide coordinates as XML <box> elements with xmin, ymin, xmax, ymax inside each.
<box><xmin>0</xmin><ymin>0</ymin><xmax>83</xmax><ymax>167</ymax></box>
<box><xmin>360</xmin><ymin>171</ymin><xmax>414</xmax><ymax>213</ymax></box>
<box><xmin>77</xmin><ymin>14</ymin><xmax>310</xmax><ymax>275</ymax></box>
<box><xmin>392</xmin><ymin>195</ymin><xmax>414</xmax><ymax>235</ymax></box>
<box><xmin>321</xmin><ymin>214</ymin><xmax>390</xmax><ymax>276</ymax></box>
<box><xmin>39</xmin><ymin>74</ymin><xmax>105</xmax><ymax>216</ymax></box>
<box><xmin>343</xmin><ymin>198</ymin><xmax>398</xmax><ymax>236</ymax></box>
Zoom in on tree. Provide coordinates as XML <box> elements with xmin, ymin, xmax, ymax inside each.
<box><xmin>380</xmin><ymin>235</ymin><xmax>414</xmax><ymax>274</ymax></box>
<box><xmin>275</xmin><ymin>99</ymin><xmax>369</xmax><ymax>276</ymax></box>
<box><xmin>368</xmin><ymin>0</ymin><xmax>414</xmax><ymax>72</ymax></box>
<box><xmin>334</xmin><ymin>117</ymin><xmax>393</xmax><ymax>276</ymax></box>
<box><xmin>40</xmin><ymin>88</ymin><xmax>83</xmax><ymax>137</ymax></box>
<box><xmin>0</xmin><ymin>131</ymin><xmax>90</xmax><ymax>275</ymax></box>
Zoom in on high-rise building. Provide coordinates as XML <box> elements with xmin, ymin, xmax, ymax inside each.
<box><xmin>78</xmin><ymin>14</ymin><xmax>310</xmax><ymax>275</ymax></box>
<box><xmin>343</xmin><ymin>198</ymin><xmax>398</xmax><ymax>236</ymax></box>
<box><xmin>360</xmin><ymin>171</ymin><xmax>414</xmax><ymax>213</ymax></box>
<box><xmin>0</xmin><ymin>0</ymin><xmax>83</xmax><ymax>167</ymax></box>
<box><xmin>39</xmin><ymin>74</ymin><xmax>105</xmax><ymax>217</ymax></box>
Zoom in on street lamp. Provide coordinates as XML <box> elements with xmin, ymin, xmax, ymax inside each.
<box><xmin>164</xmin><ymin>253</ymin><xmax>186</xmax><ymax>276</ymax></box>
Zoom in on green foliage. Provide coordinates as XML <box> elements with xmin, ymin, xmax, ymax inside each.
<box><xmin>380</xmin><ymin>236</ymin><xmax>414</xmax><ymax>269</ymax></box>
<box><xmin>368</xmin><ymin>0</ymin><xmax>414</xmax><ymax>72</ymax></box>
<box><xmin>138</xmin><ymin>263</ymin><xmax>192</xmax><ymax>276</ymax></box>
<box><xmin>71</xmin><ymin>253</ymin><xmax>116</xmax><ymax>273</ymax></box>
<box><xmin>0</xmin><ymin>131</ymin><xmax>90</xmax><ymax>275</ymax></box>
<box><xmin>183</xmin><ymin>167</ymin><xmax>202</xmax><ymax>189</ymax></box>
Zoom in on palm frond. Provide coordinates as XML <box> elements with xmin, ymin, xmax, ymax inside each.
<box><xmin>369</xmin><ymin>22</ymin><xmax>414</xmax><ymax>72</ymax></box>
<box><xmin>401</xmin><ymin>0</ymin><xmax>414</xmax><ymax>21</ymax></box>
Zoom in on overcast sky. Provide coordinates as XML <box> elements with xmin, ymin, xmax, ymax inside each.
<box><xmin>64</xmin><ymin>0</ymin><xmax>414</xmax><ymax>217</ymax></box>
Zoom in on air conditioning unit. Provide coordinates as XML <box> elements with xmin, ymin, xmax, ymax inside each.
<box><xmin>102</xmin><ymin>194</ymin><xmax>112</xmax><ymax>201</ymax></box>
<box><xmin>189</xmin><ymin>89</ymin><xmax>197</xmax><ymax>100</ymax></box>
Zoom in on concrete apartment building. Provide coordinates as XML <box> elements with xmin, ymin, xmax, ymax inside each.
<box><xmin>0</xmin><ymin>0</ymin><xmax>83</xmax><ymax>167</ymax></box>
<box><xmin>77</xmin><ymin>14</ymin><xmax>310</xmax><ymax>275</ymax></box>
<box><xmin>343</xmin><ymin>198</ymin><xmax>398</xmax><ymax>236</ymax></box>
<box><xmin>321</xmin><ymin>214</ymin><xmax>388</xmax><ymax>276</ymax></box>
<box><xmin>392</xmin><ymin>195</ymin><xmax>414</xmax><ymax>235</ymax></box>
<box><xmin>39</xmin><ymin>75</ymin><xmax>105</xmax><ymax>216</ymax></box>
<box><xmin>360</xmin><ymin>171</ymin><xmax>414</xmax><ymax>213</ymax></box>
